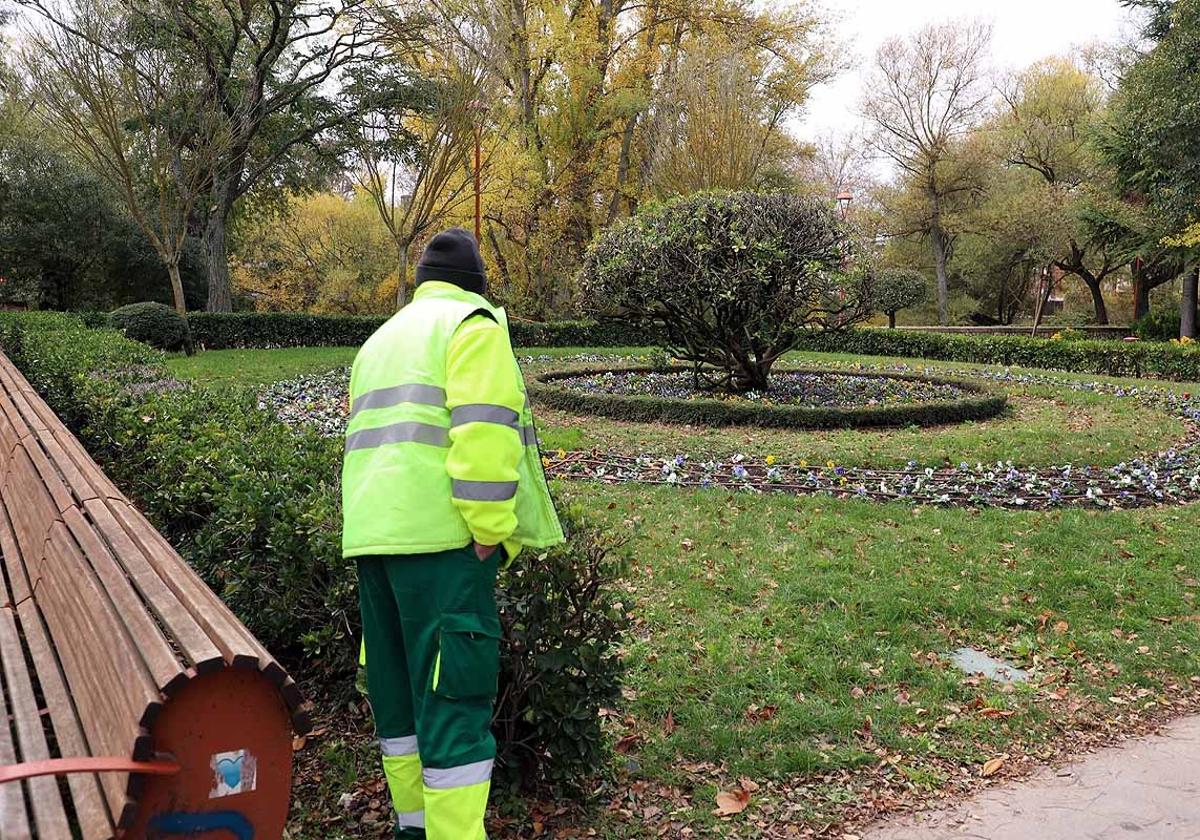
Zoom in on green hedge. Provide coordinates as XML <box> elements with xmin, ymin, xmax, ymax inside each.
<box><xmin>796</xmin><ymin>329</ymin><xmax>1200</xmax><ymax>382</ymax></box>
<box><xmin>530</xmin><ymin>367</ymin><xmax>1008</xmax><ymax>429</ymax></box>
<box><xmin>187</xmin><ymin>311</ymin><xmax>658</xmax><ymax>350</ymax></box>
<box><xmin>0</xmin><ymin>312</ymin><xmax>626</xmax><ymax>792</ymax></box>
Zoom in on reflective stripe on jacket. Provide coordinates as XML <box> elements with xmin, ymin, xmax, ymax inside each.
<box><xmin>341</xmin><ymin>281</ymin><xmax>565</xmax><ymax>559</ymax></box>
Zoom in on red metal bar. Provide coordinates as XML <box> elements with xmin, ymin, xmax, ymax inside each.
<box><xmin>0</xmin><ymin>757</ymin><xmax>180</xmax><ymax>784</ymax></box>
<box><xmin>474</xmin><ymin>125</ymin><xmax>482</xmax><ymax>245</ymax></box>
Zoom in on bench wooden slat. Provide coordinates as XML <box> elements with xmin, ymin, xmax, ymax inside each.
<box><xmin>0</xmin><ymin>384</ymin><xmax>48</xmax><ymax>438</ymax></box>
<box><xmin>63</xmin><ymin>507</ymin><xmax>192</xmax><ymax>695</ymax></box>
<box><xmin>0</xmin><ymin>540</ymin><xmax>72</xmax><ymax>836</ymax></box>
<box><xmin>51</xmin><ymin>424</ymin><xmax>126</xmax><ymax>502</ymax></box>
<box><xmin>102</xmin><ymin>499</ymin><xmax>266</xmax><ymax>671</ymax></box>
<box><xmin>83</xmin><ymin>501</ymin><xmax>225</xmax><ymax>678</ymax></box>
<box><xmin>0</xmin><ymin>503</ymin><xmax>113</xmax><ymax>839</ymax></box>
<box><xmin>24</xmin><ymin>436</ymin><xmax>75</xmax><ymax>514</ymax></box>
<box><xmin>0</xmin><ymin>647</ymin><xmax>32</xmax><ymax>840</ymax></box>
<box><xmin>32</xmin><ymin>428</ymin><xmax>99</xmax><ymax>506</ymax></box>
<box><xmin>3</xmin><ymin>448</ymin><xmax>58</xmax><ymax>564</ymax></box>
<box><xmin>37</xmin><ymin>523</ymin><xmax>162</xmax><ymax>819</ymax></box>
<box><xmin>0</xmin><ymin>358</ymin><xmax>118</xmax><ymax>504</ymax></box>
<box><xmin>0</xmin><ymin>393</ymin><xmax>24</xmax><ymax>474</ymax></box>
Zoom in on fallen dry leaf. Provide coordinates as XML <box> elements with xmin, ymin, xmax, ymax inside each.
<box><xmin>981</xmin><ymin>755</ymin><xmax>1008</xmax><ymax>777</ymax></box>
<box><xmin>714</xmin><ymin>787</ymin><xmax>751</xmax><ymax>816</ymax></box>
<box><xmin>745</xmin><ymin>704</ymin><xmax>779</xmax><ymax>723</ymax></box>
<box><xmin>979</xmin><ymin>707</ymin><xmax>1016</xmax><ymax>719</ymax></box>
<box><xmin>614</xmin><ymin>733</ymin><xmax>643</xmax><ymax>754</ymax></box>
<box><xmin>738</xmin><ymin>777</ymin><xmax>760</xmax><ymax>793</ymax></box>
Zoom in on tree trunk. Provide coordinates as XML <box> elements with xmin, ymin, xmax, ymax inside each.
<box><xmin>929</xmin><ymin>223</ymin><xmax>950</xmax><ymax>326</ymax></box>
<box><xmin>1031</xmin><ymin>267</ymin><xmax>1053</xmax><ymax>337</ymax></box>
<box><xmin>997</xmin><ymin>272</ymin><xmax>1008</xmax><ymax>324</ymax></box>
<box><xmin>396</xmin><ymin>246</ymin><xmax>410</xmax><ymax>310</ymax></box>
<box><xmin>203</xmin><ymin>212</ymin><xmax>234</xmax><ymax>313</ymax></box>
<box><xmin>888</xmin><ymin>311</ymin><xmax>897</xmax><ymax>329</ymax></box>
<box><xmin>1133</xmin><ymin>272</ymin><xmax>1150</xmax><ymax>321</ymax></box>
<box><xmin>733</xmin><ymin>361</ymin><xmax>771</xmax><ymax>392</ymax></box>
<box><xmin>1182</xmin><ymin>267</ymin><xmax>1199</xmax><ymax>339</ymax></box>
<box><xmin>1082</xmin><ymin>274</ymin><xmax>1109</xmax><ymax>325</ymax></box>
<box><xmin>166</xmin><ymin>261</ymin><xmax>187</xmax><ymax>315</ymax></box>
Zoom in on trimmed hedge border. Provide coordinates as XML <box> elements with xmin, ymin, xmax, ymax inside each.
<box><xmin>794</xmin><ymin>329</ymin><xmax>1200</xmax><ymax>382</ymax></box>
<box><xmin>186</xmin><ymin>311</ymin><xmax>660</xmax><ymax>350</ymax></box>
<box><xmin>529</xmin><ymin>366</ymin><xmax>1009</xmax><ymax>429</ymax></box>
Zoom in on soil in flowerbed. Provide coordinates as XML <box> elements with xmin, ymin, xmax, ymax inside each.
<box><xmin>554</xmin><ymin>369</ymin><xmax>969</xmax><ymax>407</ymax></box>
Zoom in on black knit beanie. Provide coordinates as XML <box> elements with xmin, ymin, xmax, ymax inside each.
<box><xmin>414</xmin><ymin>228</ymin><xmax>487</xmax><ymax>295</ymax></box>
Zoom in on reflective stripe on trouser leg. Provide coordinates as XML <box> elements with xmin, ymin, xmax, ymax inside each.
<box><xmin>381</xmin><ymin>737</ymin><xmax>424</xmax><ymax>835</ymax></box>
<box><xmin>423</xmin><ymin>760</ymin><xmax>493</xmax><ymax>840</ymax></box>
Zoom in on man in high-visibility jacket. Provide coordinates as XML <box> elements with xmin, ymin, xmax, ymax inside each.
<box><xmin>342</xmin><ymin>228</ymin><xmax>565</xmax><ymax>839</ymax></box>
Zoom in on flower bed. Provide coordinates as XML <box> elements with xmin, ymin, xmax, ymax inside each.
<box><xmin>253</xmin><ymin>355</ymin><xmax>1200</xmax><ymax>511</ymax></box>
<box><xmin>527</xmin><ymin>366</ymin><xmax>1008</xmax><ymax>429</ymax></box>
<box><xmin>554</xmin><ymin>368</ymin><xmax>971</xmax><ymax>406</ymax></box>
<box><xmin>541</xmin><ymin>363</ymin><xmax>1200</xmax><ymax>510</ymax></box>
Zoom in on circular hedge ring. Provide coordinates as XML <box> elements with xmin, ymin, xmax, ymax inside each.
<box><xmin>528</xmin><ymin>367</ymin><xmax>1008</xmax><ymax>429</ymax></box>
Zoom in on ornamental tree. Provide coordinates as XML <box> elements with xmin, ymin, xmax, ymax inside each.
<box><xmin>579</xmin><ymin>191</ymin><xmax>873</xmax><ymax>392</ymax></box>
<box><xmin>872</xmin><ymin>269</ymin><xmax>928</xmax><ymax>328</ymax></box>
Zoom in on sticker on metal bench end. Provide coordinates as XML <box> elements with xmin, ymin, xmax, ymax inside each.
<box><xmin>210</xmin><ymin>749</ymin><xmax>257</xmax><ymax>798</ymax></box>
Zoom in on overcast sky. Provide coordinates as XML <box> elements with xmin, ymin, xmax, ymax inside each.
<box><xmin>800</xmin><ymin>0</ymin><xmax>1138</xmax><ymax>146</ymax></box>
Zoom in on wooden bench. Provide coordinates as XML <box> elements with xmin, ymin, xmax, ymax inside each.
<box><xmin>0</xmin><ymin>351</ymin><xmax>309</xmax><ymax>839</ymax></box>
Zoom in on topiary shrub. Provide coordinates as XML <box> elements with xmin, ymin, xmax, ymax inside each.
<box><xmin>871</xmin><ymin>268</ymin><xmax>928</xmax><ymax>328</ymax></box>
<box><xmin>110</xmin><ymin>301</ymin><xmax>191</xmax><ymax>352</ymax></box>
<box><xmin>579</xmin><ymin>191</ymin><xmax>874</xmax><ymax>392</ymax></box>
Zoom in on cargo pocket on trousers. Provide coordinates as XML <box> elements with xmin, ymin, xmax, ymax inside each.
<box><xmin>432</xmin><ymin>612</ymin><xmax>501</xmax><ymax>700</ymax></box>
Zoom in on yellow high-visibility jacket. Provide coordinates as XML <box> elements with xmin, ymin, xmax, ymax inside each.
<box><xmin>341</xmin><ymin>281</ymin><xmax>564</xmax><ymax>560</ymax></box>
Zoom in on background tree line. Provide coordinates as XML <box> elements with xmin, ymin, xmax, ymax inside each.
<box><xmin>0</xmin><ymin>0</ymin><xmax>1196</xmax><ymax>338</ymax></box>
<box><xmin>0</xmin><ymin>0</ymin><xmax>830</xmax><ymax>317</ymax></box>
<box><xmin>857</xmin><ymin>0</ymin><xmax>1199</xmax><ymax>337</ymax></box>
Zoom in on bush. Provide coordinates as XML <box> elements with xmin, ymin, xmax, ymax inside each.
<box><xmin>529</xmin><ymin>367</ymin><xmax>1007</xmax><ymax>429</ymax></box>
<box><xmin>494</xmin><ymin>506</ymin><xmax>626</xmax><ymax>791</ymax></box>
<box><xmin>1134</xmin><ymin>305</ymin><xmax>1195</xmax><ymax>342</ymax></box>
<box><xmin>794</xmin><ymin>328</ymin><xmax>1200</xmax><ymax>382</ymax></box>
<box><xmin>871</xmin><ymin>269</ymin><xmax>928</xmax><ymax>328</ymax></box>
<box><xmin>580</xmin><ymin>191</ymin><xmax>873</xmax><ymax>391</ymax></box>
<box><xmin>0</xmin><ymin>313</ymin><xmax>626</xmax><ymax>792</ymax></box>
<box><xmin>188</xmin><ymin>311</ymin><xmax>659</xmax><ymax>350</ymax></box>
<box><xmin>110</xmin><ymin>302</ymin><xmax>190</xmax><ymax>351</ymax></box>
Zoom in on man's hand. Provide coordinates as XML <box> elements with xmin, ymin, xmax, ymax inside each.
<box><xmin>473</xmin><ymin>541</ymin><xmax>498</xmax><ymax>561</ymax></box>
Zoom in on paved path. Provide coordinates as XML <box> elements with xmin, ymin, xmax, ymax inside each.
<box><xmin>864</xmin><ymin>716</ymin><xmax>1200</xmax><ymax>840</ymax></box>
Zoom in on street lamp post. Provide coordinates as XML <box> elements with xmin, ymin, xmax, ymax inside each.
<box><xmin>469</xmin><ymin>101</ymin><xmax>487</xmax><ymax>245</ymax></box>
<box><xmin>836</xmin><ymin>190</ymin><xmax>853</xmax><ymax>219</ymax></box>
<box><xmin>473</xmin><ymin>124</ymin><xmax>482</xmax><ymax>245</ymax></box>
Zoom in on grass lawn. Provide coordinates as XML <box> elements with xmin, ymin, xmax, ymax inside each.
<box><xmin>166</xmin><ymin>345</ymin><xmax>361</xmax><ymax>388</ymax></box>
<box><xmin>565</xmin><ymin>482</ymin><xmax>1200</xmax><ymax>835</ymax></box>
<box><xmin>165</xmin><ymin>344</ymin><xmax>651</xmax><ymax>389</ymax></box>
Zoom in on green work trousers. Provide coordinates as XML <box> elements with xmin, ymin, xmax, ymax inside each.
<box><xmin>358</xmin><ymin>546</ymin><xmax>501</xmax><ymax>840</ymax></box>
